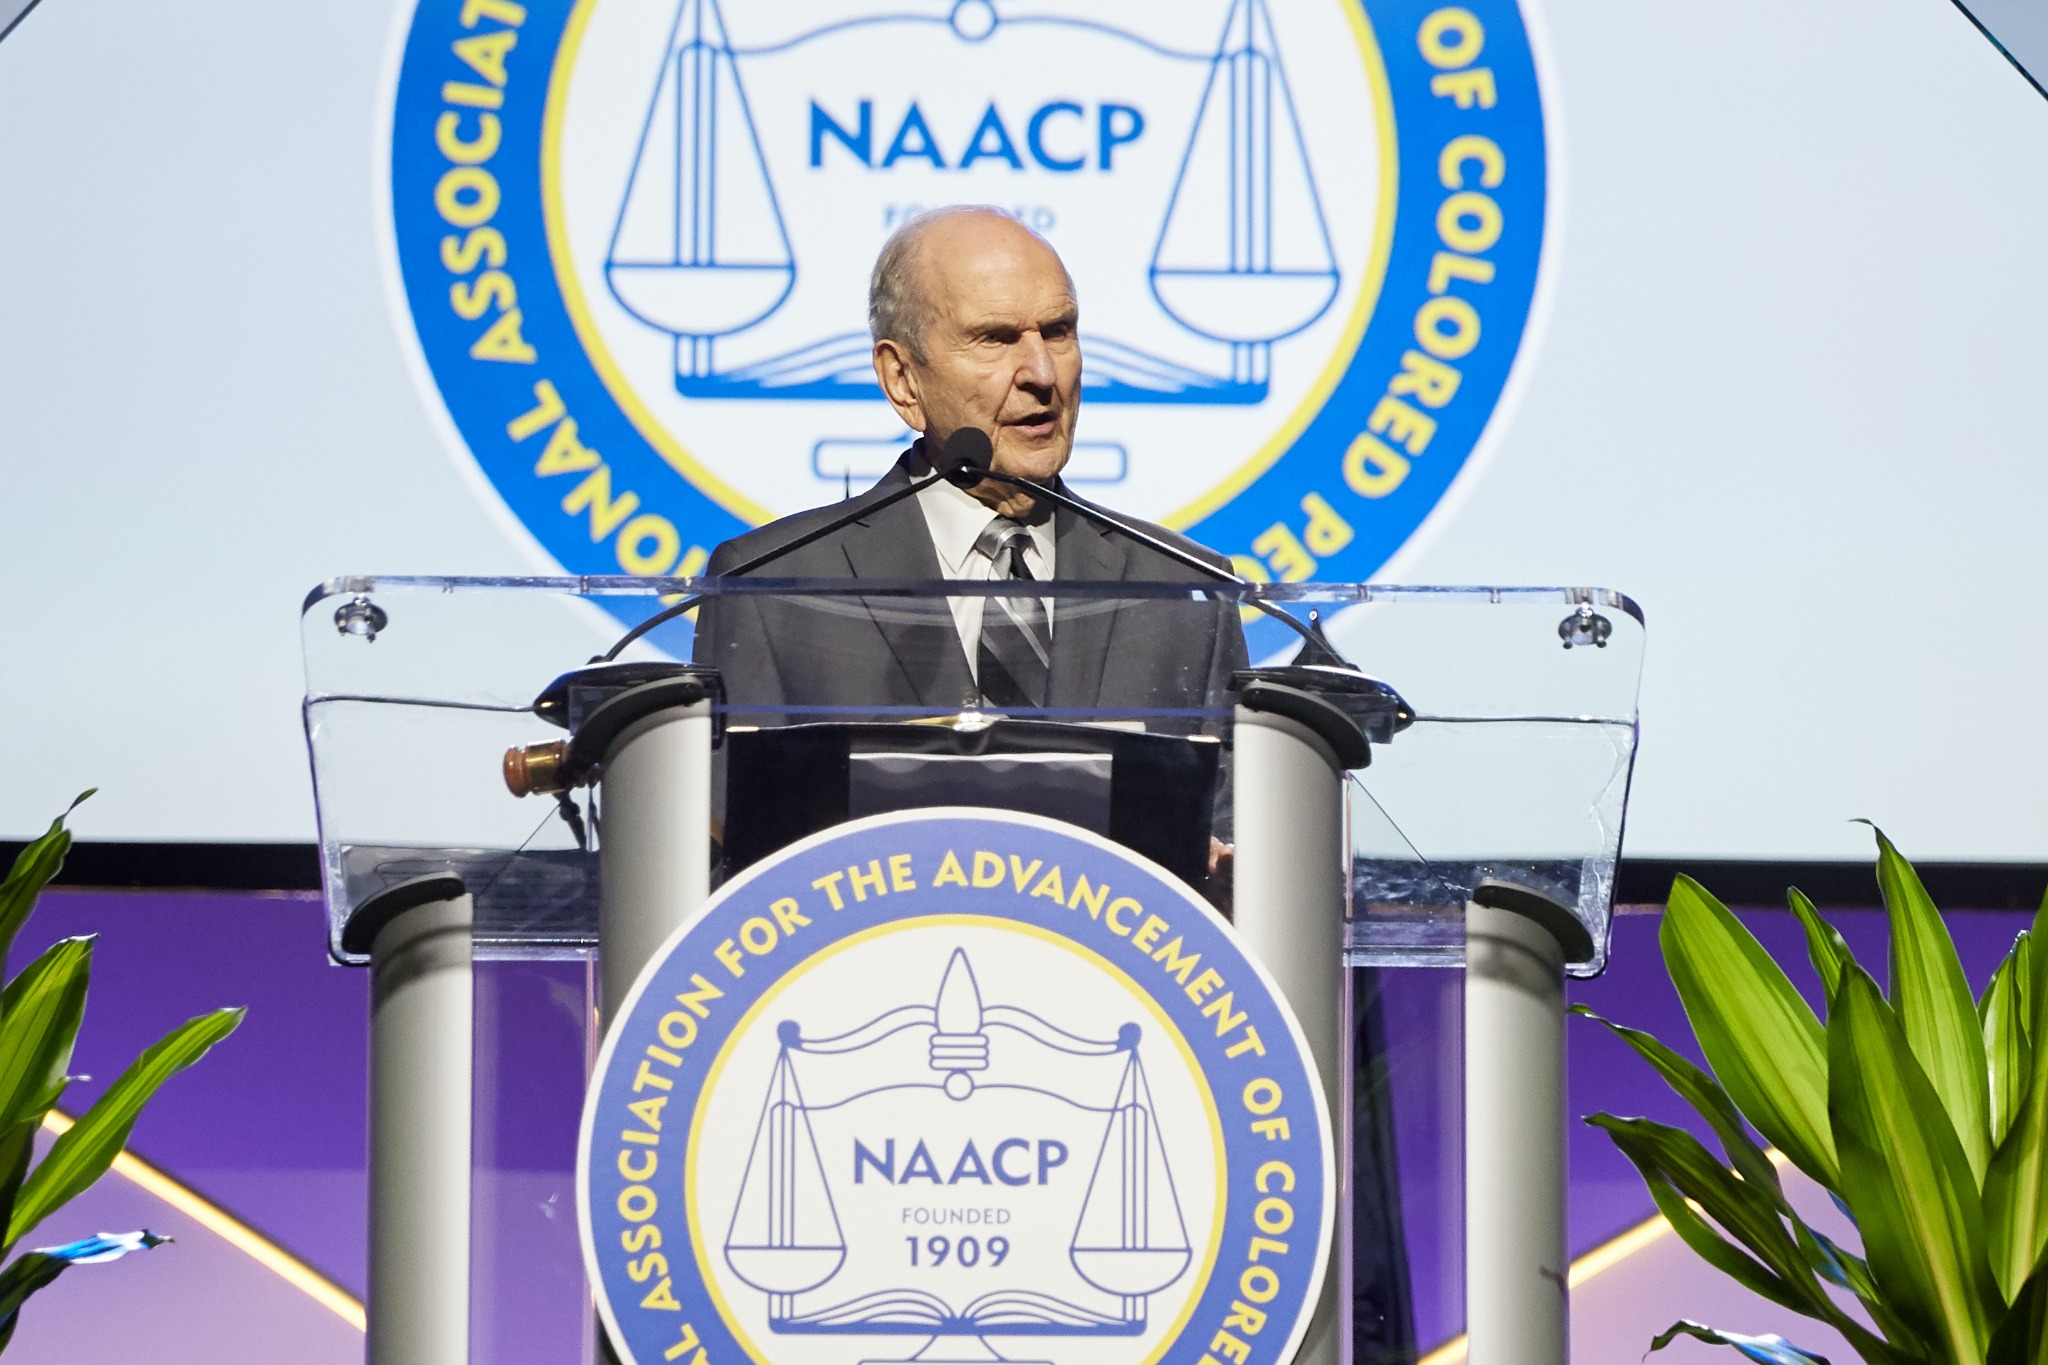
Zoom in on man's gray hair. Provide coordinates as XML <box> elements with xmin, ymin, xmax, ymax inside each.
<box><xmin>867</xmin><ymin>206</ymin><xmax>1069</xmax><ymax>362</ymax></box>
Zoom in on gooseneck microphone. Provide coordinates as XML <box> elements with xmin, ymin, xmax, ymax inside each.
<box><xmin>940</xmin><ymin>430</ymin><xmax>1352</xmax><ymax>667</ymax></box>
<box><xmin>600</xmin><ymin>424</ymin><xmax>1348</xmax><ymax>666</ymax></box>
<box><xmin>597</xmin><ymin>428</ymin><xmax>991</xmax><ymax>662</ymax></box>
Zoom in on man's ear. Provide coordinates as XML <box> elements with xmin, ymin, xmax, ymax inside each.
<box><xmin>871</xmin><ymin>339</ymin><xmax>926</xmax><ymax>432</ymax></box>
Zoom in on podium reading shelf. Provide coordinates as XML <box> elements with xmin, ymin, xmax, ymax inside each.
<box><xmin>303</xmin><ymin>576</ymin><xmax>1643</xmax><ymax>1365</ymax></box>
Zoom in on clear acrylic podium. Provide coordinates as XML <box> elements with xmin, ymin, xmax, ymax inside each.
<box><xmin>301</xmin><ymin>575</ymin><xmax>1643</xmax><ymax>1365</ymax></box>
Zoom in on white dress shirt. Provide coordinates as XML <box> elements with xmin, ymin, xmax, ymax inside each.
<box><xmin>915</xmin><ymin>474</ymin><xmax>1056</xmax><ymax>680</ymax></box>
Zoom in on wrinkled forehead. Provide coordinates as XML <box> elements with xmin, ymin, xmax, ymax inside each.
<box><xmin>919</xmin><ymin>222</ymin><xmax>1078</xmax><ymax>330</ymax></box>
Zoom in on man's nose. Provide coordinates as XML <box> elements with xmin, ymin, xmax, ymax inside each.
<box><xmin>1012</xmin><ymin>334</ymin><xmax>1056</xmax><ymax>395</ymax></box>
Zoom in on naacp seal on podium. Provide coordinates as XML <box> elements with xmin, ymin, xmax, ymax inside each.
<box><xmin>579</xmin><ymin>810</ymin><xmax>1334</xmax><ymax>1365</ymax></box>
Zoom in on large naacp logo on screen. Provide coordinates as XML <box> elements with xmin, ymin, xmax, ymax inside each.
<box><xmin>578</xmin><ymin>810</ymin><xmax>1333</xmax><ymax>1365</ymax></box>
<box><xmin>385</xmin><ymin>0</ymin><xmax>1547</xmax><ymax>590</ymax></box>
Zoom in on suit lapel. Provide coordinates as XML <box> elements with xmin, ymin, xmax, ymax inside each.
<box><xmin>839</xmin><ymin>459</ymin><xmax>977</xmax><ymax>708</ymax></box>
<box><xmin>1046</xmin><ymin>493</ymin><xmax>1129</xmax><ymax>709</ymax></box>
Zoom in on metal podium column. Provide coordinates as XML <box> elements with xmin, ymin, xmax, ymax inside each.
<box><xmin>1232</xmin><ymin>681</ymin><xmax>1371</xmax><ymax>1365</ymax></box>
<box><xmin>1232</xmin><ymin>707</ymin><xmax>1348</xmax><ymax>1104</ymax></box>
<box><xmin>347</xmin><ymin>872</ymin><xmax>474</xmax><ymax>1365</ymax></box>
<box><xmin>596</xmin><ymin>692</ymin><xmax>714</xmax><ymax>1017</ymax></box>
<box><xmin>1464</xmin><ymin>880</ymin><xmax>1589</xmax><ymax>1365</ymax></box>
<box><xmin>512</xmin><ymin>664</ymin><xmax>722</xmax><ymax>1016</ymax></box>
<box><xmin>542</xmin><ymin>666</ymin><xmax>720</xmax><ymax>1365</ymax></box>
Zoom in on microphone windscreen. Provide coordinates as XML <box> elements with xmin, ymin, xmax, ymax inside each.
<box><xmin>937</xmin><ymin>426</ymin><xmax>994</xmax><ymax>475</ymax></box>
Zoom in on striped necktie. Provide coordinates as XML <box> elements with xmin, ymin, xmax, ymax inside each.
<box><xmin>971</xmin><ymin>517</ymin><xmax>1050</xmax><ymax>708</ymax></box>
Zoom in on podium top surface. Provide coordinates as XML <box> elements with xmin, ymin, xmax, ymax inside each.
<box><xmin>302</xmin><ymin>577</ymin><xmax>1644</xmax><ymax>974</ymax></box>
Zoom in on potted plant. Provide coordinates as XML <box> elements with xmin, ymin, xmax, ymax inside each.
<box><xmin>0</xmin><ymin>794</ymin><xmax>243</xmax><ymax>1350</ymax></box>
<box><xmin>1581</xmin><ymin>826</ymin><xmax>2048</xmax><ymax>1363</ymax></box>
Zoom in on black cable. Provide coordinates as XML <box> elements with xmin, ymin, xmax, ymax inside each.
<box><xmin>597</xmin><ymin>467</ymin><xmax>951</xmax><ymax>663</ymax></box>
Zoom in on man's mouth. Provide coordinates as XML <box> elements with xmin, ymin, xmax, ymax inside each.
<box><xmin>1006</xmin><ymin>411</ymin><xmax>1058</xmax><ymax>437</ymax></box>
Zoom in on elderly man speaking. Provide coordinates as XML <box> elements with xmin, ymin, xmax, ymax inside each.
<box><xmin>693</xmin><ymin>206</ymin><xmax>1246</xmax><ymax>717</ymax></box>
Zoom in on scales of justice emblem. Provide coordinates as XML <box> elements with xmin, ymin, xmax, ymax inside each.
<box><xmin>398</xmin><ymin>0</ymin><xmax>1546</xmax><ymax>582</ymax></box>
<box><xmin>717</xmin><ymin>946</ymin><xmax>1202</xmax><ymax>1365</ymax></box>
<box><xmin>606</xmin><ymin>0</ymin><xmax>1342</xmax><ymax>408</ymax></box>
<box><xmin>539</xmin><ymin>0</ymin><xmax>1381</xmax><ymax>510</ymax></box>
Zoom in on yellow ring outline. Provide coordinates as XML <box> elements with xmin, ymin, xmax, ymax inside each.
<box><xmin>681</xmin><ymin>913</ymin><xmax>1232</xmax><ymax>1365</ymax></box>
<box><xmin>540</xmin><ymin>1</ymin><xmax>1399</xmax><ymax>533</ymax></box>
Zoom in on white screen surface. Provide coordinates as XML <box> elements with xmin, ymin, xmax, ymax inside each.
<box><xmin>1</xmin><ymin>0</ymin><xmax>2043</xmax><ymax>860</ymax></box>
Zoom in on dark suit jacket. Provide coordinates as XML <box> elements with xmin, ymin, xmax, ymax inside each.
<box><xmin>693</xmin><ymin>450</ymin><xmax>1247</xmax><ymax>722</ymax></box>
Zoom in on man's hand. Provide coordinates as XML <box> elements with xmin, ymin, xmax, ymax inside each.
<box><xmin>1206</xmin><ymin>837</ymin><xmax>1234</xmax><ymax>920</ymax></box>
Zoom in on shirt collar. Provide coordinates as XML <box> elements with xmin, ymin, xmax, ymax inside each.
<box><xmin>918</xmin><ymin>473</ymin><xmax>1006</xmax><ymax>576</ymax></box>
<box><xmin>910</xmin><ymin>446</ymin><xmax>1056</xmax><ymax>576</ymax></box>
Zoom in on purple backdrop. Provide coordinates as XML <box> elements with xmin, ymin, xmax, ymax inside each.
<box><xmin>17</xmin><ymin>885</ymin><xmax>2035</xmax><ymax>1359</ymax></box>
<box><xmin>22</xmin><ymin>889</ymin><xmax>371</xmax><ymax>1294</ymax></box>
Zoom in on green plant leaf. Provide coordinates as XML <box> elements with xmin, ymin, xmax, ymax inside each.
<box><xmin>1585</xmin><ymin>1112</ymin><xmax>1904</xmax><ymax>1360</ymax></box>
<box><xmin>1999</xmin><ymin>893</ymin><xmax>2048</xmax><ymax>1310</ymax></box>
<box><xmin>1589</xmin><ymin>1108</ymin><xmax>1915</xmax><ymax>1361</ymax></box>
<box><xmin>0</xmin><ymin>792</ymin><xmax>90</xmax><ymax>971</ymax></box>
<box><xmin>0</xmin><ymin>1250</ymin><xmax>69</xmax><ymax>1353</ymax></box>
<box><xmin>2018</xmin><ymin>934</ymin><xmax>2036</xmax><ymax>1051</ymax></box>
<box><xmin>1662</xmin><ymin>875</ymin><xmax>1838</xmax><ymax>1188</ymax></box>
<box><xmin>1590</xmin><ymin>1114</ymin><xmax>1814</xmax><ymax>1310</ymax></box>
<box><xmin>1790</xmin><ymin>1222</ymin><xmax>1933</xmax><ymax>1359</ymax></box>
<box><xmin>1867</xmin><ymin>823</ymin><xmax>1993</xmax><ymax>1182</ymax></box>
<box><xmin>1986</xmin><ymin>979</ymin><xmax>2048</xmax><ymax>1305</ymax></box>
<box><xmin>0</xmin><ymin>1229</ymin><xmax>168</xmax><ymax>1353</ymax></box>
<box><xmin>1987</xmin><ymin>1254</ymin><xmax>2048</xmax><ymax>1365</ymax></box>
<box><xmin>0</xmin><ymin>937</ymin><xmax>91</xmax><ymax>1136</ymax></box>
<box><xmin>1573</xmin><ymin>1005</ymin><xmax>1787</xmax><ymax>1205</ymax></box>
<box><xmin>0</xmin><ymin>1120</ymin><xmax>34</xmax><ymax>1259</ymax></box>
<box><xmin>1987</xmin><ymin>946</ymin><xmax>2035</xmax><ymax>1152</ymax></box>
<box><xmin>1830</xmin><ymin>964</ymin><xmax>1999</xmax><ymax>1364</ymax></box>
<box><xmin>1795</xmin><ymin>1220</ymin><xmax>1853</xmax><ymax>1289</ymax></box>
<box><xmin>7</xmin><ymin>1006</ymin><xmax>243</xmax><ymax>1247</ymax></box>
<box><xmin>2031</xmin><ymin>889</ymin><xmax>2048</xmax><ymax>1040</ymax></box>
<box><xmin>1642</xmin><ymin>1157</ymin><xmax>1810</xmax><ymax>1310</ymax></box>
<box><xmin>1648</xmin><ymin>1320</ymin><xmax>1835</xmax><ymax>1363</ymax></box>
<box><xmin>31</xmin><ymin>1229</ymin><xmax>170</xmax><ymax>1263</ymax></box>
<box><xmin>1786</xmin><ymin>887</ymin><xmax>1851</xmax><ymax>1007</ymax></box>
